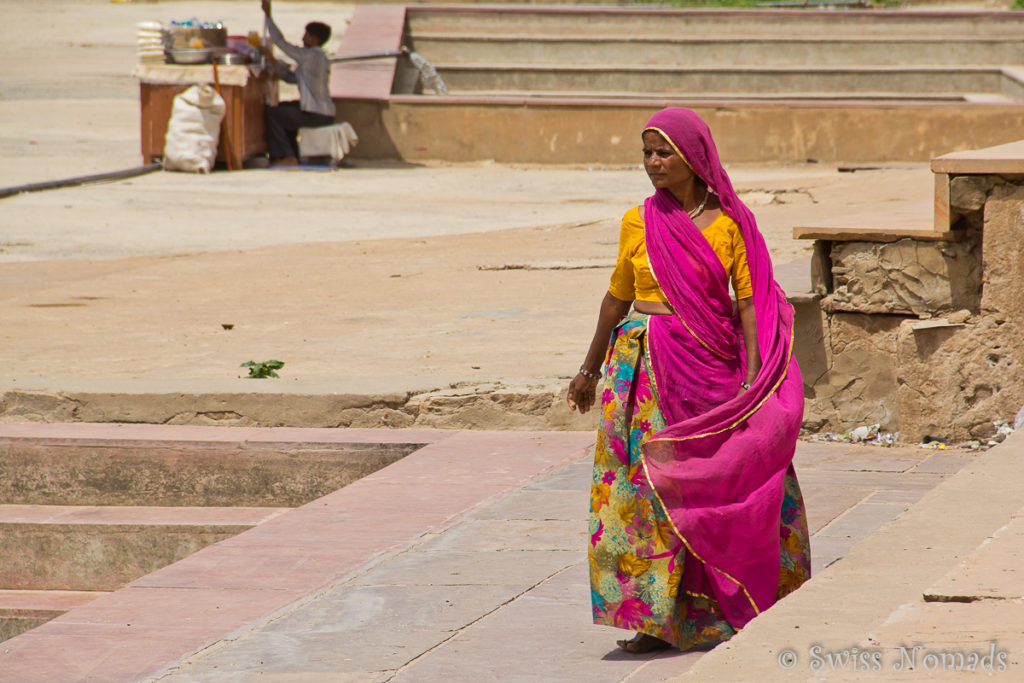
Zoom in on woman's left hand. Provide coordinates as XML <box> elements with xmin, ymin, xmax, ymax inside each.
<box><xmin>736</xmin><ymin>377</ymin><xmax>757</xmax><ymax>399</ymax></box>
<box><xmin>736</xmin><ymin>298</ymin><xmax>761</xmax><ymax>399</ymax></box>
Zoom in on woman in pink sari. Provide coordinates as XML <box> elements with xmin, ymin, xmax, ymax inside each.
<box><xmin>567</xmin><ymin>108</ymin><xmax>811</xmax><ymax>653</ymax></box>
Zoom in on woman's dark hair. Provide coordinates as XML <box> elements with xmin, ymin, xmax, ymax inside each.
<box><xmin>305</xmin><ymin>22</ymin><xmax>331</xmax><ymax>46</ymax></box>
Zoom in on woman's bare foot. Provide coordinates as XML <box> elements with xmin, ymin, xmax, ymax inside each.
<box><xmin>616</xmin><ymin>632</ymin><xmax>672</xmax><ymax>654</ymax></box>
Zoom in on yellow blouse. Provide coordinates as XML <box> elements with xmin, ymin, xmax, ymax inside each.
<box><xmin>608</xmin><ymin>206</ymin><xmax>753</xmax><ymax>302</ymax></box>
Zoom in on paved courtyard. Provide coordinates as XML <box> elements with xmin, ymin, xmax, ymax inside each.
<box><xmin>0</xmin><ymin>423</ymin><xmax>990</xmax><ymax>682</ymax></box>
<box><xmin>2</xmin><ymin>2</ymin><xmax>1023</xmax><ymax>681</ymax></box>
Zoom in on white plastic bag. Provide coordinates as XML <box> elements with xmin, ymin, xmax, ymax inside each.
<box><xmin>408</xmin><ymin>51</ymin><xmax>448</xmax><ymax>95</ymax></box>
<box><xmin>162</xmin><ymin>84</ymin><xmax>225</xmax><ymax>173</ymax></box>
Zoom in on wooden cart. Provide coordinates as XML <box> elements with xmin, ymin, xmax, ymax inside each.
<box><xmin>138</xmin><ymin>66</ymin><xmax>270</xmax><ymax>169</ymax></box>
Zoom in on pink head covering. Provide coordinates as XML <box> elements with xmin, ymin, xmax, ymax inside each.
<box><xmin>642</xmin><ymin>107</ymin><xmax>785</xmax><ymax>371</ymax></box>
<box><xmin>638</xmin><ymin>108</ymin><xmax>805</xmax><ymax>628</ymax></box>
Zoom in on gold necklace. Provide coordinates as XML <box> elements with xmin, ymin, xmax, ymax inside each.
<box><xmin>687</xmin><ymin>186</ymin><xmax>710</xmax><ymax>220</ymax></box>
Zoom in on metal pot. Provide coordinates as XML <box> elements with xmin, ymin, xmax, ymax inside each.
<box><xmin>216</xmin><ymin>52</ymin><xmax>248</xmax><ymax>66</ymax></box>
<box><xmin>167</xmin><ymin>48</ymin><xmax>213</xmax><ymax>64</ymax></box>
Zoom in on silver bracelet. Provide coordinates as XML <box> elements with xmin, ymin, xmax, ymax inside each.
<box><xmin>740</xmin><ymin>381</ymin><xmax>752</xmax><ymax>390</ymax></box>
<box><xmin>578</xmin><ymin>366</ymin><xmax>601</xmax><ymax>381</ymax></box>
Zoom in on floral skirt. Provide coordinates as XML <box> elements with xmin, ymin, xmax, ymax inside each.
<box><xmin>589</xmin><ymin>313</ymin><xmax>811</xmax><ymax>650</ymax></box>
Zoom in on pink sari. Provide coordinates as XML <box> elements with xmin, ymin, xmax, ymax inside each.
<box><xmin>640</xmin><ymin>108</ymin><xmax>805</xmax><ymax>628</ymax></box>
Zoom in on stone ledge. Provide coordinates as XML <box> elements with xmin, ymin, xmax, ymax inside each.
<box><xmin>0</xmin><ymin>377</ymin><xmax>595</xmax><ymax>432</ymax></box>
<box><xmin>406</xmin><ymin>5</ymin><xmax>1024</xmax><ymax>30</ymax></box>
<box><xmin>0</xmin><ymin>421</ymin><xmax>451</xmax><ymax>448</ymax></box>
<box><xmin>1</xmin><ymin>522</ymin><xmax>253</xmax><ymax>591</ymax></box>
<box><xmin>0</xmin><ymin>590</ymin><xmax>104</xmax><ymax>613</ymax></box>
<box><xmin>793</xmin><ymin>201</ymin><xmax>959</xmax><ymax>242</ymax></box>
<box><xmin>931</xmin><ymin>138</ymin><xmax>1024</xmax><ymax>175</ymax></box>
<box><xmin>0</xmin><ymin>506</ymin><xmax>286</xmax><ymax>527</ymax></box>
<box><xmin>0</xmin><ymin>590</ymin><xmax>105</xmax><ymax>642</ymax></box>
<box><xmin>923</xmin><ymin>508</ymin><xmax>1024</xmax><ymax>603</ymax></box>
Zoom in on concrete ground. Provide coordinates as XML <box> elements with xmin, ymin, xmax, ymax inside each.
<box><xmin>1</xmin><ymin>0</ymin><xmax>936</xmax><ymax>430</ymax></box>
<box><xmin>2</xmin><ymin>2</ymin><xmax>1022</xmax><ymax>682</ymax></box>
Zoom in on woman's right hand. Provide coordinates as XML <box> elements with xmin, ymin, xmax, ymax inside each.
<box><xmin>567</xmin><ymin>372</ymin><xmax>599</xmax><ymax>414</ymax></box>
<box><xmin>570</xmin><ymin>292</ymin><xmax>630</xmax><ymax>415</ymax></box>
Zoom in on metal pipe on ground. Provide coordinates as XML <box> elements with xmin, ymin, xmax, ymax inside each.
<box><xmin>0</xmin><ymin>164</ymin><xmax>162</xmax><ymax>200</ymax></box>
<box><xmin>330</xmin><ymin>48</ymin><xmax>448</xmax><ymax>95</ymax></box>
<box><xmin>329</xmin><ymin>48</ymin><xmax>408</xmax><ymax>63</ymax></box>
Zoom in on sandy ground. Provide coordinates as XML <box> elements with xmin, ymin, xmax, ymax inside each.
<box><xmin>0</xmin><ymin>0</ymin><xmax>935</xmax><ymax>386</ymax></box>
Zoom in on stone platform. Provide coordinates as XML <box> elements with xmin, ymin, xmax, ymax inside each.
<box><xmin>335</xmin><ymin>5</ymin><xmax>1024</xmax><ymax>164</ymax></box>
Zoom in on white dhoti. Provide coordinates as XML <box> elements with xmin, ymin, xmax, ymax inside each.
<box><xmin>298</xmin><ymin>122</ymin><xmax>359</xmax><ymax>164</ymax></box>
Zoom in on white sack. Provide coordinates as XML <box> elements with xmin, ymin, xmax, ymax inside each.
<box><xmin>162</xmin><ymin>84</ymin><xmax>225</xmax><ymax>173</ymax></box>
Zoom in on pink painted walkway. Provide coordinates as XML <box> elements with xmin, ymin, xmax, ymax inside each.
<box><xmin>0</xmin><ymin>424</ymin><xmax>593</xmax><ymax>682</ymax></box>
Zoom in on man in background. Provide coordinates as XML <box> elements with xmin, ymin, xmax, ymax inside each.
<box><xmin>261</xmin><ymin>0</ymin><xmax>336</xmax><ymax>167</ymax></box>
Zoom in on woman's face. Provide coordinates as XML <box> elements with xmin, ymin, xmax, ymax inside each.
<box><xmin>643</xmin><ymin>130</ymin><xmax>696</xmax><ymax>193</ymax></box>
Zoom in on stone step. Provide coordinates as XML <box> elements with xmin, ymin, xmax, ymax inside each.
<box><xmin>0</xmin><ymin>505</ymin><xmax>285</xmax><ymax>591</ymax></box>
<box><xmin>441</xmin><ymin>88</ymin><xmax>982</xmax><ymax>104</ymax></box>
<box><xmin>923</xmin><ymin>506</ymin><xmax>1024</xmax><ymax>603</ymax></box>
<box><xmin>793</xmin><ymin>201</ymin><xmax>951</xmax><ymax>242</ymax></box>
<box><xmin>347</xmin><ymin>94</ymin><xmax>1024</xmax><ymax>164</ymax></box>
<box><xmin>793</xmin><ymin>199</ymin><xmax>979</xmax><ymax>317</ymax></box>
<box><xmin>435</xmin><ymin>64</ymin><xmax>1016</xmax><ymax>98</ymax></box>
<box><xmin>406</xmin><ymin>8</ymin><xmax>1024</xmax><ymax>39</ymax></box>
<box><xmin>333</xmin><ymin>4</ymin><xmax>1024</xmax><ymax>166</ymax></box>
<box><xmin>932</xmin><ymin>138</ymin><xmax>1024</xmax><ymax>176</ymax></box>
<box><xmin>0</xmin><ymin>588</ymin><xmax>105</xmax><ymax>611</ymax></box>
<box><xmin>0</xmin><ymin>439</ymin><xmax>419</xmax><ymax>507</ymax></box>
<box><xmin>0</xmin><ymin>421</ymin><xmax>447</xmax><ymax>448</ymax></box>
<box><xmin>411</xmin><ymin>34</ymin><xmax>1024</xmax><ymax>68</ymax></box>
<box><xmin>796</xmin><ymin>144</ymin><xmax>1024</xmax><ymax>260</ymax></box>
<box><xmin>0</xmin><ymin>589</ymin><xmax>106</xmax><ymax>642</ymax></box>
<box><xmin>0</xmin><ymin>504</ymin><xmax>287</xmax><ymax>526</ymax></box>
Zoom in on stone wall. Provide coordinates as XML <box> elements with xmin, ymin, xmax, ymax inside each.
<box><xmin>803</xmin><ymin>312</ymin><xmax>909</xmax><ymax>433</ymax></box>
<box><xmin>896</xmin><ymin>317</ymin><xmax>1024</xmax><ymax>442</ymax></box>
<box><xmin>892</xmin><ymin>177</ymin><xmax>1024</xmax><ymax>442</ymax></box>
<box><xmin>827</xmin><ymin>237</ymin><xmax>980</xmax><ymax>316</ymax></box>
<box><xmin>802</xmin><ymin>172</ymin><xmax>1024</xmax><ymax>442</ymax></box>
